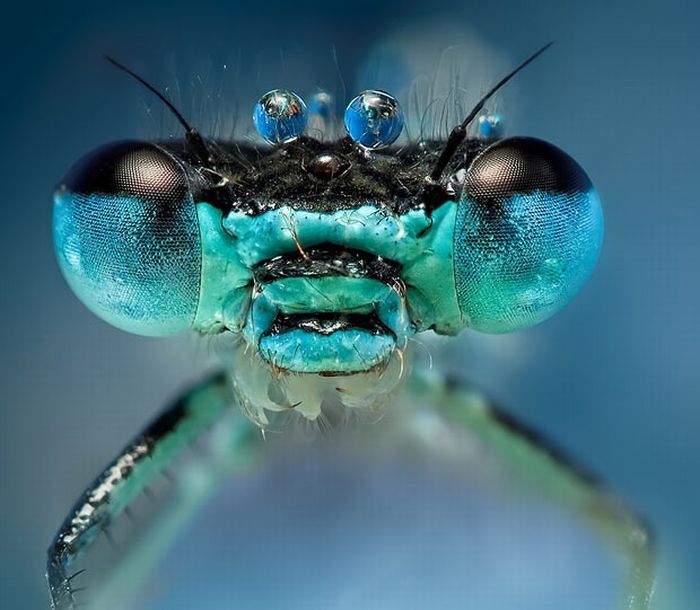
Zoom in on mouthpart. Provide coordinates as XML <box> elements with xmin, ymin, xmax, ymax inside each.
<box><xmin>242</xmin><ymin>247</ymin><xmax>413</xmax><ymax>375</ymax></box>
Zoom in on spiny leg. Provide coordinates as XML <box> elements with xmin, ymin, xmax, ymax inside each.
<box><xmin>46</xmin><ymin>373</ymin><xmax>236</xmax><ymax>610</ymax></box>
<box><xmin>408</xmin><ymin>374</ymin><xmax>655</xmax><ymax>610</ymax></box>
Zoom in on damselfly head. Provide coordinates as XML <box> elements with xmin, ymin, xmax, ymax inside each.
<box><xmin>53</xmin><ymin>45</ymin><xmax>603</xmax><ymax>425</ymax></box>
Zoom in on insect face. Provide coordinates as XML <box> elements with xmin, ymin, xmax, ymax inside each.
<box><xmin>52</xmin><ymin>46</ymin><xmax>603</xmax><ymax>421</ymax></box>
<box><xmin>54</xmin><ymin>131</ymin><xmax>601</xmax><ymax>363</ymax></box>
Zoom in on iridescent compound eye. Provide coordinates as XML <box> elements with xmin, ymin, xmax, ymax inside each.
<box><xmin>343</xmin><ymin>90</ymin><xmax>403</xmax><ymax>149</ymax></box>
<box><xmin>53</xmin><ymin>141</ymin><xmax>201</xmax><ymax>336</ymax></box>
<box><xmin>453</xmin><ymin>137</ymin><xmax>603</xmax><ymax>333</ymax></box>
<box><xmin>253</xmin><ymin>89</ymin><xmax>308</xmax><ymax>144</ymax></box>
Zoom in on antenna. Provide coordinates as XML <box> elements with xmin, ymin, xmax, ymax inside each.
<box><xmin>428</xmin><ymin>42</ymin><xmax>553</xmax><ymax>183</ymax></box>
<box><xmin>104</xmin><ymin>56</ymin><xmax>212</xmax><ymax>165</ymax></box>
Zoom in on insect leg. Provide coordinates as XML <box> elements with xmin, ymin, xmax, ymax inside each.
<box><xmin>409</xmin><ymin>374</ymin><xmax>655</xmax><ymax>610</ymax></box>
<box><xmin>46</xmin><ymin>373</ymin><xmax>236</xmax><ymax>610</ymax></box>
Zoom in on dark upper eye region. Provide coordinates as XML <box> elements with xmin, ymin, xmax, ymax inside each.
<box><xmin>464</xmin><ymin>136</ymin><xmax>592</xmax><ymax>202</ymax></box>
<box><xmin>62</xmin><ymin>140</ymin><xmax>189</xmax><ymax>205</ymax></box>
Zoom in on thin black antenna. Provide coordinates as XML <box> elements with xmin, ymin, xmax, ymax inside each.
<box><xmin>428</xmin><ymin>42</ymin><xmax>553</xmax><ymax>183</ymax></box>
<box><xmin>104</xmin><ymin>56</ymin><xmax>212</xmax><ymax>165</ymax></box>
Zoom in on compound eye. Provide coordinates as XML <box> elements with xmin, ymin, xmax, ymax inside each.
<box><xmin>453</xmin><ymin>137</ymin><xmax>603</xmax><ymax>333</ymax></box>
<box><xmin>53</xmin><ymin>141</ymin><xmax>201</xmax><ymax>336</ymax></box>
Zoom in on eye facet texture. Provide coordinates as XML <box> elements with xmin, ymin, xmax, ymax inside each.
<box><xmin>454</xmin><ymin>137</ymin><xmax>603</xmax><ymax>333</ymax></box>
<box><xmin>53</xmin><ymin>141</ymin><xmax>201</xmax><ymax>336</ymax></box>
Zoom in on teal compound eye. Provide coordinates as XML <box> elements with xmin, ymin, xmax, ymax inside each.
<box><xmin>53</xmin><ymin>141</ymin><xmax>202</xmax><ymax>336</ymax></box>
<box><xmin>453</xmin><ymin>137</ymin><xmax>603</xmax><ymax>333</ymax></box>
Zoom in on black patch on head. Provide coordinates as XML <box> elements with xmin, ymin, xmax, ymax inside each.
<box><xmin>163</xmin><ymin>136</ymin><xmax>490</xmax><ymax>216</ymax></box>
<box><xmin>253</xmin><ymin>245</ymin><xmax>402</xmax><ymax>285</ymax></box>
<box><xmin>465</xmin><ymin>136</ymin><xmax>592</xmax><ymax>204</ymax></box>
<box><xmin>265</xmin><ymin>311</ymin><xmax>392</xmax><ymax>338</ymax></box>
<box><xmin>63</xmin><ymin>140</ymin><xmax>189</xmax><ymax>206</ymax></box>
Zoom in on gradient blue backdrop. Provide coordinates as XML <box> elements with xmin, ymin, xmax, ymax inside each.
<box><xmin>0</xmin><ymin>0</ymin><xmax>697</xmax><ymax>608</ymax></box>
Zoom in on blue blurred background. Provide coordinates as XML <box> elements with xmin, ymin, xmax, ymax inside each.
<box><xmin>1</xmin><ymin>0</ymin><xmax>697</xmax><ymax>607</ymax></box>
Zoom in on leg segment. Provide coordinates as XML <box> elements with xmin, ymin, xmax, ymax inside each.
<box><xmin>409</xmin><ymin>374</ymin><xmax>655</xmax><ymax>610</ymax></box>
<box><xmin>46</xmin><ymin>373</ymin><xmax>236</xmax><ymax>610</ymax></box>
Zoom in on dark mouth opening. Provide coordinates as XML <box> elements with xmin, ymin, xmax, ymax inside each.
<box><xmin>253</xmin><ymin>244</ymin><xmax>402</xmax><ymax>285</ymax></box>
<box><xmin>264</xmin><ymin>311</ymin><xmax>394</xmax><ymax>338</ymax></box>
